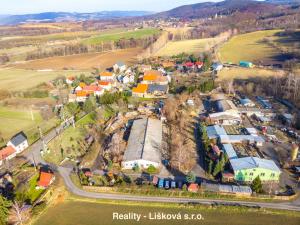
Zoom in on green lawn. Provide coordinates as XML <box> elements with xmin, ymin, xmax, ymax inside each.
<box><xmin>44</xmin><ymin>126</ymin><xmax>86</xmax><ymax>164</ymax></box>
<box><xmin>27</xmin><ymin>174</ymin><xmax>45</xmax><ymax>203</ymax></box>
<box><xmin>218</xmin><ymin>29</ymin><xmax>300</xmax><ymax>64</ymax></box>
<box><xmin>33</xmin><ymin>200</ymin><xmax>300</xmax><ymax>225</ymax></box>
<box><xmin>0</xmin><ymin>106</ymin><xmax>59</xmax><ymax>147</ymax></box>
<box><xmin>82</xmin><ymin>28</ymin><xmax>160</xmax><ymax>45</ymax></box>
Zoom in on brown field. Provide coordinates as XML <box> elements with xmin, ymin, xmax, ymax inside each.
<box><xmin>13</xmin><ymin>48</ymin><xmax>142</xmax><ymax>70</ymax></box>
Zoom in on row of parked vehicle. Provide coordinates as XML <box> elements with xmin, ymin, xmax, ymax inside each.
<box><xmin>152</xmin><ymin>176</ymin><xmax>184</xmax><ymax>190</ymax></box>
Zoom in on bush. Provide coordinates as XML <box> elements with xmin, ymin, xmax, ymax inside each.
<box><xmin>147</xmin><ymin>165</ymin><xmax>157</xmax><ymax>174</ymax></box>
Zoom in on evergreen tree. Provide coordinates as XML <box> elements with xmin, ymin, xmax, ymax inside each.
<box><xmin>251</xmin><ymin>176</ymin><xmax>263</xmax><ymax>193</ymax></box>
<box><xmin>186</xmin><ymin>172</ymin><xmax>196</xmax><ymax>183</ymax></box>
<box><xmin>0</xmin><ymin>195</ymin><xmax>11</xmax><ymax>225</ymax></box>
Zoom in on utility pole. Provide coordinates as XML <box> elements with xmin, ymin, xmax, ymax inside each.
<box><xmin>38</xmin><ymin>126</ymin><xmax>47</xmax><ymax>153</ymax></box>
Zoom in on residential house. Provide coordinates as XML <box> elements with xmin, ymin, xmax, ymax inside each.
<box><xmin>0</xmin><ymin>146</ymin><xmax>17</xmax><ymax>166</ymax></box>
<box><xmin>147</xmin><ymin>84</ymin><xmax>168</xmax><ymax>98</ymax></box>
<box><xmin>100</xmin><ymin>71</ymin><xmax>115</xmax><ymax>81</ymax></box>
<box><xmin>82</xmin><ymin>85</ymin><xmax>104</xmax><ymax>96</ymax></box>
<box><xmin>122</xmin><ymin>75</ymin><xmax>135</xmax><ymax>84</ymax></box>
<box><xmin>230</xmin><ymin>157</ymin><xmax>281</xmax><ymax>183</ymax></box>
<box><xmin>142</xmin><ymin>70</ymin><xmax>168</xmax><ymax>85</ymax></box>
<box><xmin>98</xmin><ymin>81</ymin><xmax>112</xmax><ymax>91</ymax></box>
<box><xmin>7</xmin><ymin>132</ymin><xmax>28</xmax><ymax>153</ymax></box>
<box><xmin>66</xmin><ymin>76</ymin><xmax>75</xmax><ymax>85</ymax></box>
<box><xmin>132</xmin><ymin>84</ymin><xmax>148</xmax><ymax>98</ymax></box>
<box><xmin>208</xmin><ymin>112</ymin><xmax>242</xmax><ymax>125</ymax></box>
<box><xmin>36</xmin><ymin>170</ymin><xmax>55</xmax><ymax>189</ymax></box>
<box><xmin>195</xmin><ymin>61</ymin><xmax>204</xmax><ymax>69</ymax></box>
<box><xmin>113</xmin><ymin>62</ymin><xmax>126</xmax><ymax>73</ymax></box>
<box><xmin>122</xmin><ymin>118</ymin><xmax>162</xmax><ymax>169</ymax></box>
<box><xmin>76</xmin><ymin>91</ymin><xmax>89</xmax><ymax>102</ymax></box>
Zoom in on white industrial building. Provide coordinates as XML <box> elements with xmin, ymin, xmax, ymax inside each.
<box><xmin>122</xmin><ymin>118</ymin><xmax>162</xmax><ymax>170</ymax></box>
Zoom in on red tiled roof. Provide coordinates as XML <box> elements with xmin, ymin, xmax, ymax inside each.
<box><xmin>184</xmin><ymin>62</ymin><xmax>194</xmax><ymax>67</ymax></box>
<box><xmin>38</xmin><ymin>172</ymin><xmax>54</xmax><ymax>187</ymax></box>
<box><xmin>188</xmin><ymin>183</ymin><xmax>199</xmax><ymax>192</ymax></box>
<box><xmin>0</xmin><ymin>146</ymin><xmax>16</xmax><ymax>160</ymax></box>
<box><xmin>83</xmin><ymin>85</ymin><xmax>101</xmax><ymax>92</ymax></box>
<box><xmin>195</xmin><ymin>61</ymin><xmax>203</xmax><ymax>66</ymax></box>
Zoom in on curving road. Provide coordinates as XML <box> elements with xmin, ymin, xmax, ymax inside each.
<box><xmin>24</xmin><ymin>127</ymin><xmax>300</xmax><ymax>212</ymax></box>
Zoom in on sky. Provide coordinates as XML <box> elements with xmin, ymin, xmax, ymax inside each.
<box><xmin>2</xmin><ymin>0</ymin><xmax>221</xmax><ymax>15</ymax></box>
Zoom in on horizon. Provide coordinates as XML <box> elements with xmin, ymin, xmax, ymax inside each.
<box><xmin>2</xmin><ymin>0</ymin><xmax>222</xmax><ymax>15</ymax></box>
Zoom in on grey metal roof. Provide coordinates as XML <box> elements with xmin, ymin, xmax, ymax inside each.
<box><xmin>222</xmin><ymin>144</ymin><xmax>238</xmax><ymax>160</ymax></box>
<box><xmin>10</xmin><ymin>132</ymin><xmax>27</xmax><ymax>146</ymax></box>
<box><xmin>206</xmin><ymin>125</ymin><xmax>227</xmax><ymax>139</ymax></box>
<box><xmin>123</xmin><ymin>118</ymin><xmax>162</xmax><ymax>164</ymax></box>
<box><xmin>147</xmin><ymin>84</ymin><xmax>168</xmax><ymax>93</ymax></box>
<box><xmin>230</xmin><ymin>157</ymin><xmax>281</xmax><ymax>173</ymax></box>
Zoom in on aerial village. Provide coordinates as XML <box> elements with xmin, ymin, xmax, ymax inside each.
<box><xmin>0</xmin><ymin>55</ymin><xmax>300</xmax><ymax>213</ymax></box>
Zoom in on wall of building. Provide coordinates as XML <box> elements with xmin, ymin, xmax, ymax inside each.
<box><xmin>234</xmin><ymin>168</ymin><xmax>280</xmax><ymax>182</ymax></box>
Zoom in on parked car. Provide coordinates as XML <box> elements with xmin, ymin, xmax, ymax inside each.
<box><xmin>171</xmin><ymin>181</ymin><xmax>176</xmax><ymax>189</ymax></box>
<box><xmin>158</xmin><ymin>179</ymin><xmax>164</xmax><ymax>188</ymax></box>
<box><xmin>165</xmin><ymin>180</ymin><xmax>170</xmax><ymax>189</ymax></box>
<box><xmin>177</xmin><ymin>181</ymin><xmax>183</xmax><ymax>189</ymax></box>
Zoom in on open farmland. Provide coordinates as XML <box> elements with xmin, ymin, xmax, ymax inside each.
<box><xmin>82</xmin><ymin>28</ymin><xmax>160</xmax><ymax>45</ymax></box>
<box><xmin>219</xmin><ymin>29</ymin><xmax>300</xmax><ymax>65</ymax></box>
<box><xmin>216</xmin><ymin>67</ymin><xmax>285</xmax><ymax>81</ymax></box>
<box><xmin>155</xmin><ymin>38</ymin><xmax>216</xmax><ymax>56</ymax></box>
<box><xmin>0</xmin><ymin>68</ymin><xmax>84</xmax><ymax>91</ymax></box>
<box><xmin>14</xmin><ymin>48</ymin><xmax>142</xmax><ymax>70</ymax></box>
<box><xmin>33</xmin><ymin>200</ymin><xmax>300</xmax><ymax>225</ymax></box>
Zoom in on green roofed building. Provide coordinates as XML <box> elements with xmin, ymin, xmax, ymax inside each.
<box><xmin>230</xmin><ymin>156</ymin><xmax>281</xmax><ymax>183</ymax></box>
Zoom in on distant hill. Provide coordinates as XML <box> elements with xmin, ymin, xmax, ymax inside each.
<box><xmin>153</xmin><ymin>0</ymin><xmax>282</xmax><ymax>19</ymax></box>
<box><xmin>0</xmin><ymin>11</ymin><xmax>153</xmax><ymax>25</ymax></box>
<box><xmin>265</xmin><ymin>0</ymin><xmax>300</xmax><ymax>5</ymax></box>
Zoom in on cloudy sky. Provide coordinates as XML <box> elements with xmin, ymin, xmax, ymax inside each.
<box><xmin>2</xmin><ymin>0</ymin><xmax>221</xmax><ymax>14</ymax></box>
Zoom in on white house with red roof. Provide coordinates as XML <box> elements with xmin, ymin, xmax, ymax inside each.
<box><xmin>0</xmin><ymin>146</ymin><xmax>17</xmax><ymax>166</ymax></box>
<box><xmin>98</xmin><ymin>81</ymin><xmax>112</xmax><ymax>91</ymax></box>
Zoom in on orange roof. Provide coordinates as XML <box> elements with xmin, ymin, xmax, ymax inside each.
<box><xmin>0</xmin><ymin>146</ymin><xmax>16</xmax><ymax>160</ymax></box>
<box><xmin>76</xmin><ymin>90</ymin><xmax>89</xmax><ymax>97</ymax></box>
<box><xmin>38</xmin><ymin>171</ymin><xmax>54</xmax><ymax>187</ymax></box>
<box><xmin>188</xmin><ymin>183</ymin><xmax>199</xmax><ymax>192</ymax></box>
<box><xmin>67</xmin><ymin>76</ymin><xmax>75</xmax><ymax>81</ymax></box>
<box><xmin>132</xmin><ymin>84</ymin><xmax>148</xmax><ymax>93</ymax></box>
<box><xmin>100</xmin><ymin>71</ymin><xmax>113</xmax><ymax>77</ymax></box>
<box><xmin>99</xmin><ymin>81</ymin><xmax>110</xmax><ymax>86</ymax></box>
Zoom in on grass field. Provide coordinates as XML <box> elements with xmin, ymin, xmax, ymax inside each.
<box><xmin>14</xmin><ymin>48</ymin><xmax>142</xmax><ymax>70</ymax></box>
<box><xmin>219</xmin><ymin>29</ymin><xmax>300</xmax><ymax>65</ymax></box>
<box><xmin>44</xmin><ymin>126</ymin><xmax>85</xmax><ymax>164</ymax></box>
<box><xmin>82</xmin><ymin>28</ymin><xmax>160</xmax><ymax>45</ymax></box>
<box><xmin>0</xmin><ymin>106</ymin><xmax>59</xmax><ymax>146</ymax></box>
<box><xmin>33</xmin><ymin>200</ymin><xmax>300</xmax><ymax>225</ymax></box>
<box><xmin>155</xmin><ymin>38</ymin><xmax>216</xmax><ymax>56</ymax></box>
<box><xmin>217</xmin><ymin>67</ymin><xmax>285</xmax><ymax>81</ymax></box>
<box><xmin>0</xmin><ymin>68</ymin><xmax>86</xmax><ymax>91</ymax></box>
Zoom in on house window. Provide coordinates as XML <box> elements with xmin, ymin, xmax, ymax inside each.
<box><xmin>260</xmin><ymin>173</ymin><xmax>265</xmax><ymax>177</ymax></box>
<box><xmin>271</xmin><ymin>173</ymin><xmax>275</xmax><ymax>177</ymax></box>
<box><xmin>249</xmin><ymin>173</ymin><xmax>253</xmax><ymax>176</ymax></box>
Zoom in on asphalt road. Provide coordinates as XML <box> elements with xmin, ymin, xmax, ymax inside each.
<box><xmin>24</xmin><ymin>125</ymin><xmax>300</xmax><ymax>212</ymax></box>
